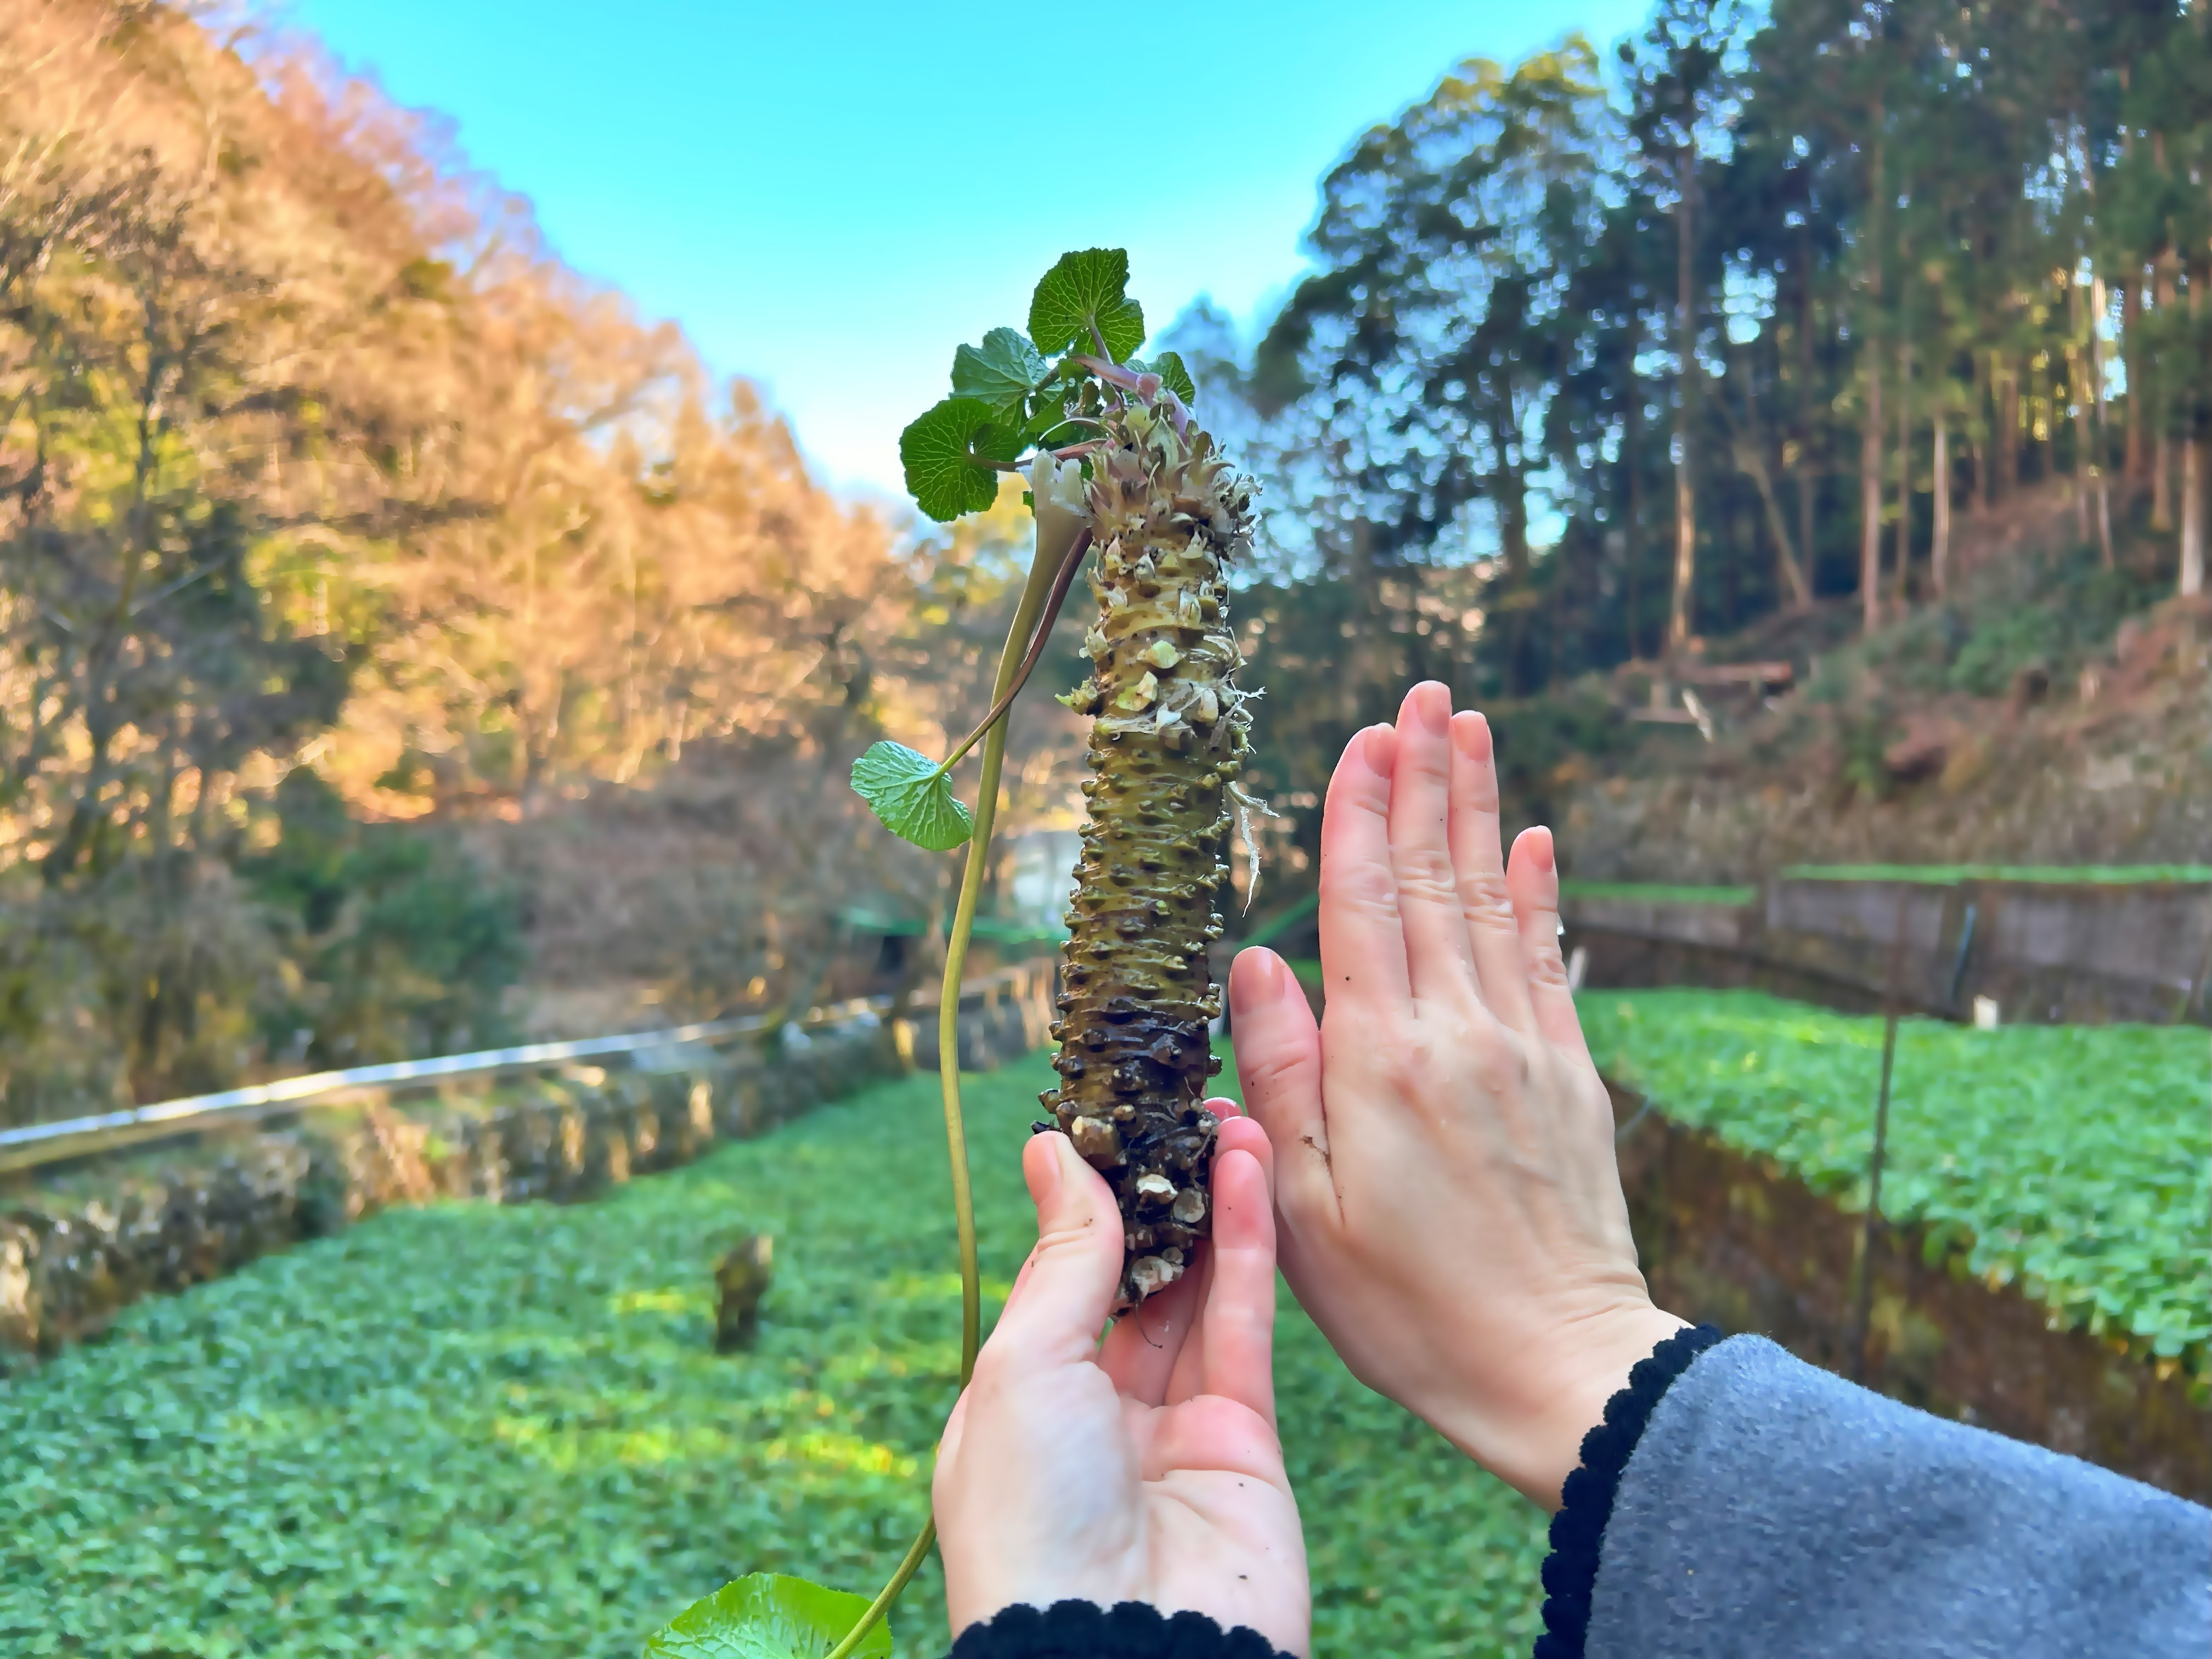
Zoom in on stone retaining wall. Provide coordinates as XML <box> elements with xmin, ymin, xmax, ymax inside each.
<box><xmin>1612</xmin><ymin>1085</ymin><xmax>2209</xmax><ymax>1502</ymax></box>
<box><xmin>1566</xmin><ymin>878</ymin><xmax>2212</xmax><ymax>1024</ymax></box>
<box><xmin>1</xmin><ymin>974</ymin><xmax>1053</xmax><ymax>1366</ymax></box>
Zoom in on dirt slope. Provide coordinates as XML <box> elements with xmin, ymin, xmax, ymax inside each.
<box><xmin>1558</xmin><ymin>484</ymin><xmax>2211</xmax><ymax>881</ymax></box>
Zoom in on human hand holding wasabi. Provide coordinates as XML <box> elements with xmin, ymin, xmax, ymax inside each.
<box><xmin>932</xmin><ymin>1113</ymin><xmax>1309</xmax><ymax>1655</ymax></box>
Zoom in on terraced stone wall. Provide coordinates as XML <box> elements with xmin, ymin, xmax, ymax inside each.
<box><xmin>1</xmin><ymin>973</ymin><xmax>1053</xmax><ymax>1365</ymax></box>
<box><xmin>1566</xmin><ymin>877</ymin><xmax>2212</xmax><ymax>1025</ymax></box>
<box><xmin>1612</xmin><ymin>1086</ymin><xmax>2209</xmax><ymax>1503</ymax></box>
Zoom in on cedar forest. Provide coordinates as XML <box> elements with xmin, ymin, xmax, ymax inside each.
<box><xmin>1</xmin><ymin>0</ymin><xmax>2207</xmax><ymax>1130</ymax></box>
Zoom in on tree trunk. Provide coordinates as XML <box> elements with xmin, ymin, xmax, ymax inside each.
<box><xmin>2154</xmin><ymin>255</ymin><xmax>2177</xmax><ymax>530</ymax></box>
<box><xmin>2031</xmin><ymin>352</ymin><xmax>2052</xmax><ymax>485</ymax></box>
<box><xmin>2072</xmin><ymin>363</ymin><xmax>2092</xmax><ymax>542</ymax></box>
<box><xmin>1498</xmin><ymin>402</ymin><xmax>1531</xmax><ymax>583</ymax></box>
<box><xmin>1795</xmin><ymin>219</ymin><xmax>1818</xmax><ymax>597</ymax></box>
<box><xmin>2183</xmin><ymin>438</ymin><xmax>2205</xmax><ymax>597</ymax></box>
<box><xmin>1669</xmin><ymin>146</ymin><xmax>1698</xmax><ymax>654</ymax></box>
<box><xmin>1626</xmin><ymin>347</ymin><xmax>1645</xmax><ymax>658</ymax></box>
<box><xmin>1995</xmin><ymin>358</ymin><xmax>2020</xmax><ymax>500</ymax></box>
<box><xmin>2123</xmin><ymin>272</ymin><xmax>2146</xmax><ymax>482</ymax></box>
<box><xmin>1893</xmin><ymin>337</ymin><xmax>1912</xmax><ymax>607</ymax></box>
<box><xmin>1724</xmin><ymin>338</ymin><xmax>1812</xmax><ymax>611</ymax></box>
<box><xmin>1932</xmin><ymin>405</ymin><xmax>1950</xmax><ymax>598</ymax></box>
<box><xmin>2069</xmin><ymin>281</ymin><xmax>2092</xmax><ymax>543</ymax></box>
<box><xmin>1860</xmin><ymin>348</ymin><xmax>1883</xmax><ymax>632</ymax></box>
<box><xmin>1493</xmin><ymin>383</ymin><xmax>1533</xmax><ymax>692</ymax></box>
<box><xmin>1739</xmin><ymin>430</ymin><xmax>1812</xmax><ymax>612</ymax></box>
<box><xmin>2186</xmin><ymin>267</ymin><xmax>2206</xmax><ymax>598</ymax></box>
<box><xmin>1972</xmin><ymin>350</ymin><xmax>1992</xmax><ymax>513</ymax></box>
<box><xmin>2090</xmin><ymin>274</ymin><xmax>2115</xmax><ymax>568</ymax></box>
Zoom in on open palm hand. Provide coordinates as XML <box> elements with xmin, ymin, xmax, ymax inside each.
<box><xmin>933</xmin><ymin>1114</ymin><xmax>1308</xmax><ymax>1656</ymax></box>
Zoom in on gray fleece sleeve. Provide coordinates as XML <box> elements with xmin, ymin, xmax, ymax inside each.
<box><xmin>1587</xmin><ymin>1335</ymin><xmax>2212</xmax><ymax>1659</ymax></box>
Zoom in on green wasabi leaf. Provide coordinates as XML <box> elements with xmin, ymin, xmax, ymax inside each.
<box><xmin>1018</xmin><ymin>400</ymin><xmax>1086</xmax><ymax>447</ymax></box>
<box><xmin>1026</xmin><ymin>420</ymin><xmax>1091</xmax><ymax>452</ymax></box>
<box><xmin>951</xmin><ymin>328</ymin><xmax>1048</xmax><ymax>415</ymax></box>
<box><xmin>850</xmin><ymin>741</ymin><xmax>974</xmax><ymax>851</ymax></box>
<box><xmin>642</xmin><ymin>1573</ymin><xmax>891</xmax><ymax>1659</ymax></box>
<box><xmin>1149</xmin><ymin>350</ymin><xmax>1197</xmax><ymax>403</ymax></box>
<box><xmin>899</xmin><ymin>398</ymin><xmax>1001</xmax><ymax>522</ymax></box>
<box><xmin>975</xmin><ymin>416</ymin><xmax>1030</xmax><ymax>466</ymax></box>
<box><xmin>1029</xmin><ymin>248</ymin><xmax>1145</xmax><ymax>363</ymax></box>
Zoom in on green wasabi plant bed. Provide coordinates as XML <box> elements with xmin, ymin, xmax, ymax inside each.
<box><xmin>1780</xmin><ymin>864</ymin><xmax>2212</xmax><ymax>886</ymax></box>
<box><xmin>1581</xmin><ymin>990</ymin><xmax>2212</xmax><ymax>1378</ymax></box>
<box><xmin>0</xmin><ymin>1057</ymin><xmax>1548</xmax><ymax>1659</ymax></box>
<box><xmin>1558</xmin><ymin>882</ymin><xmax>1757</xmax><ymax>907</ymax></box>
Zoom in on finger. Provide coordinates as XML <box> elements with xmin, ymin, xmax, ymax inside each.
<box><xmin>1447</xmin><ymin>710</ymin><xmax>1536</xmax><ymax>1032</ymax></box>
<box><xmin>1389</xmin><ymin>683</ymin><xmax>1481</xmax><ymax>1002</ymax></box>
<box><xmin>1190</xmin><ymin>1145</ymin><xmax>1278</xmax><ymax>1424</ymax></box>
<box><xmin>1506</xmin><ymin>825</ymin><xmax>1593</xmax><ymax>1063</ymax></box>
<box><xmin>936</xmin><ymin>1384</ymin><xmax>971</xmax><ymax>1472</ymax></box>
<box><xmin>1211</xmin><ymin>1108</ymin><xmax>1274</xmax><ymax>1192</ymax></box>
<box><xmin>988</xmin><ymin>1227</ymin><xmax>1058</xmax><ymax>1336</ymax></box>
<box><xmin>981</xmin><ymin>1132</ymin><xmax>1124</xmax><ymax>1367</ymax></box>
<box><xmin>1317</xmin><ymin>725</ymin><xmax>1413</xmax><ymax>1009</ymax></box>
<box><xmin>1107</xmin><ymin>1113</ymin><xmax>1271</xmax><ymax>1404</ymax></box>
<box><xmin>988</xmin><ymin>1253</ymin><xmax>1038</xmax><ymax>1338</ymax></box>
<box><xmin>1160</xmin><ymin>1229</ymin><xmax>1218</xmax><ymax>1406</ymax></box>
<box><xmin>1098</xmin><ymin>1252</ymin><xmax>1204</xmax><ymax>1403</ymax></box>
<box><xmin>1158</xmin><ymin>1112</ymin><xmax>1272</xmax><ymax>1407</ymax></box>
<box><xmin>1228</xmin><ymin>950</ymin><xmax>1335</xmax><ymax>1221</ymax></box>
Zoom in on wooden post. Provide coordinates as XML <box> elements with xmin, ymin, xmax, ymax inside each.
<box><xmin>1849</xmin><ymin>895</ymin><xmax>1909</xmax><ymax>1383</ymax></box>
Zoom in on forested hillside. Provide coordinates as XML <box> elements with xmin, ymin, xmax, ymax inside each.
<box><xmin>2</xmin><ymin>0</ymin><xmax>2205</xmax><ymax>1121</ymax></box>
<box><xmin>0</xmin><ymin>2</ymin><xmax>1081</xmax><ymax>1120</ymax></box>
<box><xmin>1187</xmin><ymin>0</ymin><xmax>2210</xmax><ymax>887</ymax></box>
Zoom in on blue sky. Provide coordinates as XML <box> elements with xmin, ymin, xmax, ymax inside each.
<box><xmin>281</xmin><ymin>1</ymin><xmax>1654</xmax><ymax>500</ymax></box>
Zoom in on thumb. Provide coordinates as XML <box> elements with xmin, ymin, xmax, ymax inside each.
<box><xmin>985</xmin><ymin>1131</ymin><xmax>1123</xmax><ymax>1365</ymax></box>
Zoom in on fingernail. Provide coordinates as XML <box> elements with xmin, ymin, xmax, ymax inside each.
<box><xmin>1530</xmin><ymin>826</ymin><xmax>1555</xmax><ymax>872</ymax></box>
<box><xmin>1055</xmin><ymin>1133</ymin><xmax>1088</xmax><ymax>1190</ymax></box>
<box><xmin>1205</xmin><ymin>1094</ymin><xmax>1242</xmax><ymax>1118</ymax></box>
<box><xmin>1032</xmin><ymin>1131</ymin><xmax>1068</xmax><ymax>1203</ymax></box>
<box><xmin>1363</xmin><ymin>724</ymin><xmax>1397</xmax><ymax>777</ymax></box>
<box><xmin>1232</xmin><ymin>947</ymin><xmax>1279</xmax><ymax>1007</ymax></box>
<box><xmin>1343</xmin><ymin>726</ymin><xmax>1378</xmax><ymax>776</ymax></box>
<box><xmin>1452</xmin><ymin>710</ymin><xmax>1492</xmax><ymax>761</ymax></box>
<box><xmin>1412</xmin><ymin>681</ymin><xmax>1449</xmax><ymax>734</ymax></box>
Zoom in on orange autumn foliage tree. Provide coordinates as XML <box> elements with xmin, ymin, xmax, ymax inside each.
<box><xmin>0</xmin><ymin>1</ymin><xmax>1066</xmax><ymax>1121</ymax></box>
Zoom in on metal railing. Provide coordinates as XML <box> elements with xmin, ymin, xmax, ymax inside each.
<box><xmin>0</xmin><ymin>964</ymin><xmax>1047</xmax><ymax>1177</ymax></box>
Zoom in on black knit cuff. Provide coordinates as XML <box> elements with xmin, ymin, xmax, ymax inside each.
<box><xmin>947</xmin><ymin>1599</ymin><xmax>1295</xmax><ymax>1659</ymax></box>
<box><xmin>1533</xmin><ymin>1323</ymin><xmax>1726</xmax><ymax>1659</ymax></box>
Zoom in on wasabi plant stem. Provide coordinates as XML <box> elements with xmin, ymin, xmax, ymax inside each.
<box><xmin>1073</xmin><ymin>353</ymin><xmax>1145</xmax><ymax>390</ymax></box>
<box><xmin>938</xmin><ymin>529</ymin><xmax>1093</xmax><ymax>772</ymax></box>
<box><xmin>825</xmin><ymin>509</ymin><xmax>1067</xmax><ymax>1659</ymax></box>
<box><xmin>1073</xmin><ymin>356</ymin><xmax>1190</xmax><ymax>436</ymax></box>
<box><xmin>822</xmin><ymin>1523</ymin><xmax>937</xmax><ymax>1659</ymax></box>
<box><xmin>976</xmin><ymin>440</ymin><xmax>1104</xmax><ymax>472</ymax></box>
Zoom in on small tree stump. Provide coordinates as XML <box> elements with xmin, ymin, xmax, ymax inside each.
<box><xmin>713</xmin><ymin>1234</ymin><xmax>773</xmax><ymax>1352</ymax></box>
